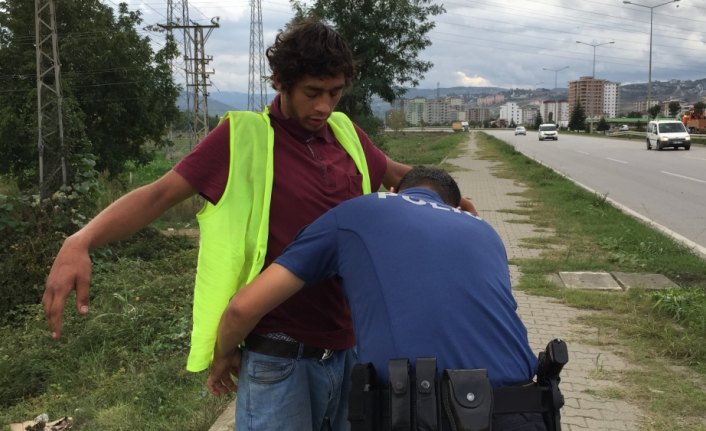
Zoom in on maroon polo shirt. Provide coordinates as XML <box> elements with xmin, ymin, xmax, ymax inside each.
<box><xmin>174</xmin><ymin>95</ymin><xmax>387</xmax><ymax>349</ymax></box>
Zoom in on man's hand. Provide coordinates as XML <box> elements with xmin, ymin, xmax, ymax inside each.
<box><xmin>207</xmin><ymin>349</ymin><xmax>242</xmax><ymax>396</ymax></box>
<box><xmin>43</xmin><ymin>236</ymin><xmax>92</xmax><ymax>340</ymax></box>
<box><xmin>459</xmin><ymin>197</ymin><xmax>478</xmax><ymax>216</ymax></box>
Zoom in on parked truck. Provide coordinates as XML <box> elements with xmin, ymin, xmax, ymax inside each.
<box><xmin>451</xmin><ymin>121</ymin><xmax>469</xmax><ymax>132</ymax></box>
<box><xmin>682</xmin><ymin>110</ymin><xmax>706</xmax><ymax>134</ymax></box>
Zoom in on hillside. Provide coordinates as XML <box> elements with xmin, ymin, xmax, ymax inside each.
<box><xmin>180</xmin><ymin>77</ymin><xmax>706</xmax><ymax>118</ymax></box>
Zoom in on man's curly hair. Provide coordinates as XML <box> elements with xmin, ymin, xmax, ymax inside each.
<box><xmin>266</xmin><ymin>18</ymin><xmax>355</xmax><ymax>93</ymax></box>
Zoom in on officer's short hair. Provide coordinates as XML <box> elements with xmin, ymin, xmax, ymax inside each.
<box><xmin>397</xmin><ymin>166</ymin><xmax>461</xmax><ymax>207</ymax></box>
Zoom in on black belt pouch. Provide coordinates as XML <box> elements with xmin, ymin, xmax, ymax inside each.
<box><xmin>442</xmin><ymin>369</ymin><xmax>493</xmax><ymax>431</ymax></box>
<box><xmin>388</xmin><ymin>359</ymin><xmax>412</xmax><ymax>430</ymax></box>
<box><xmin>416</xmin><ymin>357</ymin><xmax>440</xmax><ymax>430</ymax></box>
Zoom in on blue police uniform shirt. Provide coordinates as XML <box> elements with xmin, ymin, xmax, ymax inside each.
<box><xmin>275</xmin><ymin>187</ymin><xmax>538</xmax><ymax>387</ymax></box>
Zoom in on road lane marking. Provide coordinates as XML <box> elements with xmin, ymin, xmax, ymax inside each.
<box><xmin>681</xmin><ymin>155</ymin><xmax>706</xmax><ymax>161</ymax></box>
<box><xmin>661</xmin><ymin>171</ymin><xmax>706</xmax><ymax>184</ymax></box>
<box><xmin>576</xmin><ymin>150</ymin><xmax>590</xmax><ymax>155</ymax></box>
<box><xmin>606</xmin><ymin>157</ymin><xmax>628</xmax><ymax>164</ymax></box>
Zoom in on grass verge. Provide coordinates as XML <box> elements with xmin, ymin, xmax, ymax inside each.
<box><xmin>0</xmin><ymin>133</ymin><xmax>460</xmax><ymax>430</ymax></box>
<box><xmin>474</xmin><ymin>131</ymin><xmax>706</xmax><ymax>429</ymax></box>
<box><xmin>0</xmin><ymin>233</ymin><xmax>230</xmax><ymax>430</ymax></box>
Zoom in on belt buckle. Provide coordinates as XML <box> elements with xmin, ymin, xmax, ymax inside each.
<box><xmin>321</xmin><ymin>349</ymin><xmax>333</xmax><ymax>361</ymax></box>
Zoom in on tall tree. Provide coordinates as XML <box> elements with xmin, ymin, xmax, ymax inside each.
<box><xmin>596</xmin><ymin>117</ymin><xmax>609</xmax><ymax>132</ymax></box>
<box><xmin>291</xmin><ymin>0</ymin><xmax>444</xmax><ymax>121</ymax></box>
<box><xmin>533</xmin><ymin>112</ymin><xmax>543</xmax><ymax>129</ymax></box>
<box><xmin>0</xmin><ymin>0</ymin><xmax>179</xmax><ymax>191</ymax></box>
<box><xmin>648</xmin><ymin>104</ymin><xmax>661</xmax><ymax>119</ymax></box>
<box><xmin>387</xmin><ymin>110</ymin><xmax>407</xmax><ymax>132</ymax></box>
<box><xmin>667</xmin><ymin>101</ymin><xmax>681</xmax><ymax>118</ymax></box>
<box><xmin>568</xmin><ymin>102</ymin><xmax>586</xmax><ymax>131</ymax></box>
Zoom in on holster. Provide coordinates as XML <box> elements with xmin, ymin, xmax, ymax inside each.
<box><xmin>349</xmin><ymin>362</ymin><xmax>379</xmax><ymax>431</ymax></box>
<box><xmin>441</xmin><ymin>369</ymin><xmax>494</xmax><ymax>431</ymax></box>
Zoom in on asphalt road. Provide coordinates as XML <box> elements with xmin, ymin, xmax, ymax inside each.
<box><xmin>484</xmin><ymin>129</ymin><xmax>706</xmax><ymax>258</ymax></box>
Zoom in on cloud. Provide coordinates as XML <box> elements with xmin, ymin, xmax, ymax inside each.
<box><xmin>117</xmin><ymin>0</ymin><xmax>706</xmax><ymax>93</ymax></box>
<box><xmin>454</xmin><ymin>72</ymin><xmax>494</xmax><ymax>87</ymax></box>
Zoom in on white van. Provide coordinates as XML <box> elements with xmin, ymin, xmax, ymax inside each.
<box><xmin>538</xmin><ymin>124</ymin><xmax>558</xmax><ymax>141</ymax></box>
<box><xmin>646</xmin><ymin>120</ymin><xmax>691</xmax><ymax>151</ymax></box>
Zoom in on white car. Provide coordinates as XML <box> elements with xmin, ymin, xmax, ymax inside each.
<box><xmin>646</xmin><ymin>120</ymin><xmax>690</xmax><ymax>151</ymax></box>
<box><xmin>538</xmin><ymin>124</ymin><xmax>558</xmax><ymax>141</ymax></box>
<box><xmin>514</xmin><ymin>126</ymin><xmax>526</xmax><ymax>135</ymax></box>
<box><xmin>619</xmin><ymin>124</ymin><xmax>629</xmax><ymax>131</ymax></box>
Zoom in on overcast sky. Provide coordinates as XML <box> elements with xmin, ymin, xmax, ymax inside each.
<box><xmin>110</xmin><ymin>0</ymin><xmax>706</xmax><ymax>94</ymax></box>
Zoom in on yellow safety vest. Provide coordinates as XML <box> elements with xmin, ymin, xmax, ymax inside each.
<box><xmin>186</xmin><ymin>108</ymin><xmax>372</xmax><ymax>372</ymax></box>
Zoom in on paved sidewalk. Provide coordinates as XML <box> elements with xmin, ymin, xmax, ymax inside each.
<box><xmin>448</xmin><ymin>133</ymin><xmax>642</xmax><ymax>430</ymax></box>
<box><xmin>210</xmin><ymin>132</ymin><xmax>644</xmax><ymax>430</ymax></box>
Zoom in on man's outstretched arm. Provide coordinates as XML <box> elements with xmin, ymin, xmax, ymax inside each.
<box><xmin>43</xmin><ymin>170</ymin><xmax>196</xmax><ymax>339</ymax></box>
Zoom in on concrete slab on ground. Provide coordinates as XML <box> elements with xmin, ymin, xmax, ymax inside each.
<box><xmin>558</xmin><ymin>271</ymin><xmax>623</xmax><ymax>291</ymax></box>
<box><xmin>208</xmin><ymin>401</ymin><xmax>235</xmax><ymax>431</ymax></box>
<box><xmin>612</xmin><ymin>272</ymin><xmax>680</xmax><ymax>291</ymax></box>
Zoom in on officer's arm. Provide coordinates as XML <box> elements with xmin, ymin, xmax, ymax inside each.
<box><xmin>213</xmin><ymin>264</ymin><xmax>305</xmax><ymax>360</ymax></box>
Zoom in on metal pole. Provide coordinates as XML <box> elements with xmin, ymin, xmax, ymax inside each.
<box><xmin>543</xmin><ymin>66</ymin><xmax>568</xmax><ymax>125</ymax></box>
<box><xmin>575</xmin><ymin>41</ymin><xmax>614</xmax><ymax>78</ymax></box>
<box><xmin>648</xmin><ymin>8</ymin><xmax>653</xmax><ymax>107</ymax></box>
<box><xmin>622</xmin><ymin>0</ymin><xmax>680</xmax><ymax>110</ymax></box>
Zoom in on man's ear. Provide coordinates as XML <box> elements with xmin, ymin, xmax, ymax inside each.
<box><xmin>272</xmin><ymin>74</ymin><xmax>282</xmax><ymax>92</ymax></box>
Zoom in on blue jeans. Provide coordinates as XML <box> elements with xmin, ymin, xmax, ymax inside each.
<box><xmin>235</xmin><ymin>347</ymin><xmax>357</xmax><ymax>431</ymax></box>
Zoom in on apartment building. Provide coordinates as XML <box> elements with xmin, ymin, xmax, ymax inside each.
<box><xmin>568</xmin><ymin>76</ymin><xmax>620</xmax><ymax>118</ymax></box>
<box><xmin>468</xmin><ymin>107</ymin><xmax>491</xmax><ymax>123</ymax></box>
<box><xmin>603</xmin><ymin>81</ymin><xmax>620</xmax><ymax>118</ymax></box>
<box><xmin>405</xmin><ymin>97</ymin><xmax>427</xmax><ymax>126</ymax></box>
<box><xmin>477</xmin><ymin>94</ymin><xmax>506</xmax><ymax>107</ymax></box>
<box><xmin>542</xmin><ymin>100</ymin><xmax>569</xmax><ymax>127</ymax></box>
<box><xmin>521</xmin><ymin>105</ymin><xmax>540</xmax><ymax>126</ymax></box>
<box><xmin>499</xmin><ymin>102</ymin><xmax>522</xmax><ymax>125</ymax></box>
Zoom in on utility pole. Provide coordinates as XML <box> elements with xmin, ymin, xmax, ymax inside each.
<box><xmin>159</xmin><ymin>16</ymin><xmax>219</xmax><ymax>147</ymax></box>
<box><xmin>248</xmin><ymin>0</ymin><xmax>267</xmax><ymax>111</ymax></box>
<box><xmin>35</xmin><ymin>0</ymin><xmax>67</xmax><ymax>199</ymax></box>
<box><xmin>166</xmin><ymin>0</ymin><xmax>193</xmax><ymax>151</ymax></box>
<box><xmin>189</xmin><ymin>20</ymin><xmax>219</xmax><ymax>142</ymax></box>
<box><xmin>166</xmin><ymin>0</ymin><xmax>194</xmax><ymax>116</ymax></box>
<box><xmin>543</xmin><ymin>66</ymin><xmax>569</xmax><ymax>125</ymax></box>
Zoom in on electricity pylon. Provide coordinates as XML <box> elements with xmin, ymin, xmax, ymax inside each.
<box><xmin>248</xmin><ymin>0</ymin><xmax>268</xmax><ymax>112</ymax></box>
<box><xmin>35</xmin><ymin>0</ymin><xmax>67</xmax><ymax>198</ymax></box>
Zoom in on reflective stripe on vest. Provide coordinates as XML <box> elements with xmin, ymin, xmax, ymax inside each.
<box><xmin>186</xmin><ymin>108</ymin><xmax>372</xmax><ymax>372</ymax></box>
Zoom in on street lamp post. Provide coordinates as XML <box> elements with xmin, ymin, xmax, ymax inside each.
<box><xmin>575</xmin><ymin>40</ymin><xmax>614</xmax><ymax>78</ymax></box>
<box><xmin>543</xmin><ymin>66</ymin><xmax>569</xmax><ymax>125</ymax></box>
<box><xmin>622</xmin><ymin>0</ymin><xmax>680</xmax><ymax>110</ymax></box>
